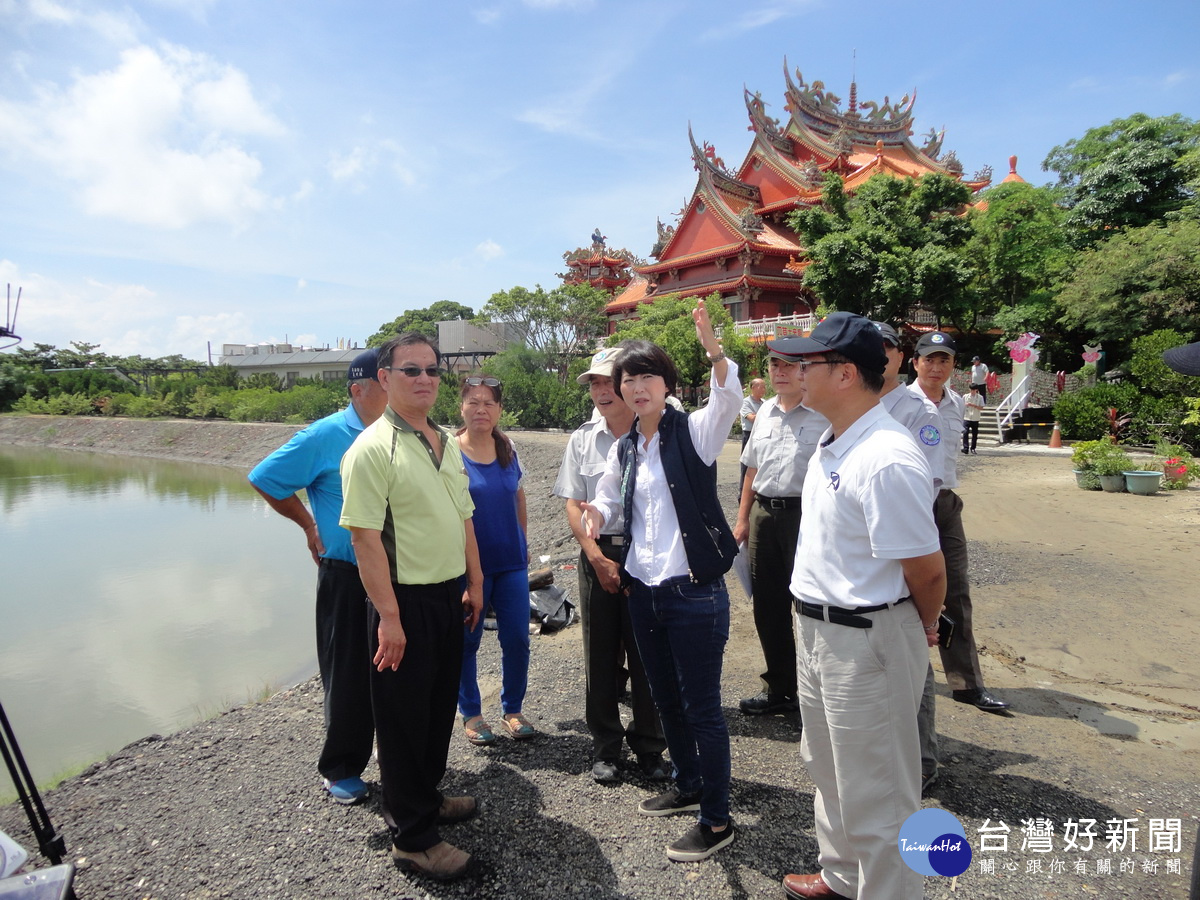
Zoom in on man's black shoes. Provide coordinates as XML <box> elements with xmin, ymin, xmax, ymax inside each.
<box><xmin>952</xmin><ymin>688</ymin><xmax>1010</xmax><ymax>713</ymax></box>
<box><xmin>739</xmin><ymin>691</ymin><xmax>799</xmax><ymax>715</ymax></box>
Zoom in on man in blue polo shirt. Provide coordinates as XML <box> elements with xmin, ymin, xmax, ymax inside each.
<box><xmin>249</xmin><ymin>349</ymin><xmax>388</xmax><ymax>805</ymax></box>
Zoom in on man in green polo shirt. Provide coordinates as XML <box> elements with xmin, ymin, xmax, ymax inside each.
<box><xmin>340</xmin><ymin>331</ymin><xmax>484</xmax><ymax>882</ymax></box>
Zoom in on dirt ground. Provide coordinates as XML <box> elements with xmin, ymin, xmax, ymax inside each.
<box><xmin>3</xmin><ymin>414</ymin><xmax>1198</xmax><ymax>897</ymax></box>
<box><xmin>5</xmin><ymin>413</ymin><xmax>1197</xmax><ymax>783</ymax></box>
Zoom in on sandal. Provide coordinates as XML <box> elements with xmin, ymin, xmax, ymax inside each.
<box><xmin>503</xmin><ymin>713</ymin><xmax>537</xmax><ymax>740</ymax></box>
<box><xmin>463</xmin><ymin>716</ymin><xmax>496</xmax><ymax>746</ymax></box>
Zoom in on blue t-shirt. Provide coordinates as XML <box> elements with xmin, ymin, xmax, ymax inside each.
<box><xmin>248</xmin><ymin>405</ymin><xmax>366</xmax><ymax>564</ymax></box>
<box><xmin>464</xmin><ymin>451</ymin><xmax>528</xmax><ymax>576</ymax></box>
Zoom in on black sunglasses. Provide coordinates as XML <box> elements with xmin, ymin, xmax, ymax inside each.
<box><xmin>383</xmin><ymin>365</ymin><xmax>442</xmax><ymax>378</ymax></box>
<box><xmin>464</xmin><ymin>376</ymin><xmax>501</xmax><ymax>387</ymax></box>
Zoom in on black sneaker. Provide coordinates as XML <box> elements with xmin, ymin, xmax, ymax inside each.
<box><xmin>637</xmin><ymin>753</ymin><xmax>670</xmax><ymax>781</ymax></box>
<box><xmin>666</xmin><ymin>820</ymin><xmax>736</xmax><ymax>862</ymax></box>
<box><xmin>739</xmin><ymin>691</ymin><xmax>799</xmax><ymax>715</ymax></box>
<box><xmin>638</xmin><ymin>786</ymin><xmax>701</xmax><ymax>817</ymax></box>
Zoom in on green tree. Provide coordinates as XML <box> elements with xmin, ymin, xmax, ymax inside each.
<box><xmin>788</xmin><ymin>172</ymin><xmax>976</xmax><ymax>329</ymax></box>
<box><xmin>1042</xmin><ymin>113</ymin><xmax>1200</xmax><ymax>245</ymax></box>
<box><xmin>1055</xmin><ymin>220</ymin><xmax>1200</xmax><ymax>351</ymax></box>
<box><xmin>478</xmin><ymin>284</ymin><xmax>608</xmax><ymax>364</ymax></box>
<box><xmin>366</xmin><ymin>300</ymin><xmax>476</xmax><ymax>346</ymax></box>
<box><xmin>614</xmin><ymin>294</ymin><xmax>751</xmax><ymax>395</ymax></box>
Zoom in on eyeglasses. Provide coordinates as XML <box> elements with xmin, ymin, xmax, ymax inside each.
<box><xmin>382</xmin><ymin>365</ymin><xmax>442</xmax><ymax>378</ymax></box>
<box><xmin>795</xmin><ymin>359</ymin><xmax>843</xmax><ymax>372</ymax></box>
<box><xmin>464</xmin><ymin>376</ymin><xmax>501</xmax><ymax>387</ymax></box>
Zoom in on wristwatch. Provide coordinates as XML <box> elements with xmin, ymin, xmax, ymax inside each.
<box><xmin>706</xmin><ymin>347</ymin><xmax>725</xmax><ymax>364</ymax></box>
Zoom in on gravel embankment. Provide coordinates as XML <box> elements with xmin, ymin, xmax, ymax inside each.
<box><xmin>0</xmin><ymin>419</ymin><xmax>1194</xmax><ymax>899</ymax></box>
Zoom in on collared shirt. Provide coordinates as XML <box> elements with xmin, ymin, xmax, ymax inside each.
<box><xmin>339</xmin><ymin>406</ymin><xmax>474</xmax><ymax>585</ymax></box>
<box><xmin>880</xmin><ymin>385</ymin><xmax>944</xmax><ymax>489</ymax></box>
<box><xmin>739</xmin><ymin>395</ymin><xmax>763</xmax><ymax>432</ymax></box>
<box><xmin>552</xmin><ymin>414</ymin><xmax>625</xmax><ymax>535</ymax></box>
<box><xmin>739</xmin><ymin>396</ymin><xmax>828</xmax><ymax>497</ymax></box>
<box><xmin>790</xmin><ymin>404</ymin><xmax>939</xmax><ymax>609</ymax></box>
<box><xmin>964</xmin><ymin>394</ymin><xmax>984</xmax><ymax>422</ymax></box>
<box><xmin>971</xmin><ymin>363</ymin><xmax>989</xmax><ymax>384</ymax></box>
<box><xmin>592</xmin><ymin>361</ymin><xmax>742</xmax><ymax>586</ymax></box>
<box><xmin>908</xmin><ymin>382</ymin><xmax>964</xmax><ymax>490</ymax></box>
<box><xmin>249</xmin><ymin>404</ymin><xmax>366</xmax><ymax>564</ymax></box>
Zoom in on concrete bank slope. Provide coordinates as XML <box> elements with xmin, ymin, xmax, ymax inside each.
<box><xmin>0</xmin><ymin>414</ymin><xmax>302</xmax><ymax>470</ymax></box>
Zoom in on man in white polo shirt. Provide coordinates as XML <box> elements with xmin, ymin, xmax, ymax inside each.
<box><xmin>781</xmin><ymin>312</ymin><xmax>946</xmax><ymax>900</ymax></box>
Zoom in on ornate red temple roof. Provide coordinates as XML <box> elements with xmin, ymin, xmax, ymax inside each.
<box><xmin>607</xmin><ymin>61</ymin><xmax>995</xmax><ymax>327</ymax></box>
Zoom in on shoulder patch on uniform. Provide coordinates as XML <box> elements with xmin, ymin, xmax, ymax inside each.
<box><xmin>918</xmin><ymin>424</ymin><xmax>941</xmax><ymax>446</ymax></box>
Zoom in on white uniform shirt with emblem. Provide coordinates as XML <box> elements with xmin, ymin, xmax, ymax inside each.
<box><xmin>881</xmin><ymin>386</ymin><xmax>944</xmax><ymax>489</ymax></box>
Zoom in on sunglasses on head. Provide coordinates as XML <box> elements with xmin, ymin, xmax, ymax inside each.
<box><xmin>384</xmin><ymin>365</ymin><xmax>442</xmax><ymax>378</ymax></box>
<box><xmin>464</xmin><ymin>376</ymin><xmax>501</xmax><ymax>387</ymax></box>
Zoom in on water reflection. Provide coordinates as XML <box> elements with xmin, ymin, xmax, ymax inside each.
<box><xmin>0</xmin><ymin>446</ymin><xmax>319</xmax><ymax>792</ymax></box>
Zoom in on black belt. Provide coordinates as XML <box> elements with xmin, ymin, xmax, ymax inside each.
<box><xmin>596</xmin><ymin>534</ymin><xmax>625</xmax><ymax>546</ymax></box>
<box><xmin>795</xmin><ymin>595</ymin><xmax>911</xmax><ymax>629</ymax></box>
<box><xmin>319</xmin><ymin>557</ymin><xmax>357</xmax><ymax>573</ymax></box>
<box><xmin>756</xmin><ymin>495</ymin><xmax>801</xmax><ymax>510</ymax></box>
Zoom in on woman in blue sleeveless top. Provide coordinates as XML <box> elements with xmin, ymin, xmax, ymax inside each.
<box><xmin>455</xmin><ymin>376</ymin><xmax>534</xmax><ymax>745</ymax></box>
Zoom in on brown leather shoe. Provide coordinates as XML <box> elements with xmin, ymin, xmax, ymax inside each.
<box><xmin>437</xmin><ymin>795</ymin><xmax>479</xmax><ymax>824</ymax></box>
<box><xmin>391</xmin><ymin>841</ymin><xmax>471</xmax><ymax>880</ymax></box>
<box><xmin>782</xmin><ymin>872</ymin><xmax>851</xmax><ymax>899</ymax></box>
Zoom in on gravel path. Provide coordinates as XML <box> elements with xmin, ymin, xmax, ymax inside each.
<box><xmin>1</xmin><ymin>424</ymin><xmax>1195</xmax><ymax>899</ymax></box>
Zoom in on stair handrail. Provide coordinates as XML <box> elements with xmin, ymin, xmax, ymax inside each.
<box><xmin>995</xmin><ymin>374</ymin><xmax>1032</xmax><ymax>442</ymax></box>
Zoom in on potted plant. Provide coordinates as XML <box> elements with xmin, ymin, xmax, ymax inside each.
<box><xmin>1070</xmin><ymin>440</ymin><xmax>1105</xmax><ymax>490</ymax></box>
<box><xmin>1092</xmin><ymin>443</ymin><xmax>1133</xmax><ymax>492</ymax></box>
<box><xmin>1152</xmin><ymin>440</ymin><xmax>1197</xmax><ymax>490</ymax></box>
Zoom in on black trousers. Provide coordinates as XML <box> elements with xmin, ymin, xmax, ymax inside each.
<box><xmin>315</xmin><ymin>560</ymin><xmax>375</xmax><ymax>782</ymax></box>
<box><xmin>369</xmin><ymin>579</ymin><xmax>464</xmax><ymax>852</ymax></box>
<box><xmin>932</xmin><ymin>490</ymin><xmax>984</xmax><ymax>691</ymax></box>
<box><xmin>962</xmin><ymin>420</ymin><xmax>980</xmax><ymax>452</ymax></box>
<box><xmin>579</xmin><ymin>546</ymin><xmax>665</xmax><ymax>761</ymax></box>
<box><xmin>748</xmin><ymin>500</ymin><xmax>801</xmax><ymax>697</ymax></box>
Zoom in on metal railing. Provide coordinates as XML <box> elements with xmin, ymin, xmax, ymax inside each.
<box><xmin>720</xmin><ymin>312</ymin><xmax>819</xmax><ymax>340</ymax></box>
<box><xmin>995</xmin><ymin>374</ymin><xmax>1032</xmax><ymax>441</ymax></box>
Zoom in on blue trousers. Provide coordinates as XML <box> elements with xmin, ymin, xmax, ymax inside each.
<box><xmin>628</xmin><ymin>576</ymin><xmax>731</xmax><ymax>826</ymax></box>
<box><xmin>458</xmin><ymin>568</ymin><xmax>531</xmax><ymax>718</ymax></box>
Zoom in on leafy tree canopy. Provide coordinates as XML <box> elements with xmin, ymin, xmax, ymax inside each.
<box><xmin>1042</xmin><ymin>113</ymin><xmax>1200</xmax><ymax>244</ymax></box>
<box><xmin>788</xmin><ymin>173</ymin><xmax>976</xmax><ymax>329</ymax></box>
<box><xmin>614</xmin><ymin>294</ymin><xmax>752</xmax><ymax>392</ymax></box>
<box><xmin>478</xmin><ymin>283</ymin><xmax>608</xmax><ymax>360</ymax></box>
<box><xmin>366</xmin><ymin>300</ymin><xmax>475</xmax><ymax>346</ymax></box>
<box><xmin>1055</xmin><ymin>219</ymin><xmax>1200</xmax><ymax>351</ymax></box>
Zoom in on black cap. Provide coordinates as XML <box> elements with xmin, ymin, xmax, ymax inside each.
<box><xmin>872</xmin><ymin>321</ymin><xmax>901</xmax><ymax>348</ymax></box>
<box><xmin>766</xmin><ymin>336</ymin><xmax>809</xmax><ymax>361</ymax></box>
<box><xmin>347</xmin><ymin>349</ymin><xmax>380</xmax><ymax>381</ymax></box>
<box><xmin>780</xmin><ymin>312</ymin><xmax>887</xmax><ymax>376</ymax></box>
<box><xmin>914</xmin><ymin>331</ymin><xmax>957</xmax><ymax>357</ymax></box>
<box><xmin>1163</xmin><ymin>341</ymin><xmax>1200</xmax><ymax>376</ymax></box>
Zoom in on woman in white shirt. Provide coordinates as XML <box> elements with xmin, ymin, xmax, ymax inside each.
<box><xmin>582</xmin><ymin>301</ymin><xmax>742</xmax><ymax>863</ymax></box>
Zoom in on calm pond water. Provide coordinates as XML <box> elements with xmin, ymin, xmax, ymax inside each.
<box><xmin>0</xmin><ymin>445</ymin><xmax>318</xmax><ymax>795</ymax></box>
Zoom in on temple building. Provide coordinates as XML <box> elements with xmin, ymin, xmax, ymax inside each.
<box><xmin>605</xmin><ymin>61</ymin><xmax>996</xmax><ymax>334</ymax></box>
<box><xmin>559</xmin><ymin>229</ymin><xmax>638</xmax><ymax>296</ymax></box>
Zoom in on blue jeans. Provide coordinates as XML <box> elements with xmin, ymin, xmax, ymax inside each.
<box><xmin>627</xmin><ymin>576</ymin><xmax>731</xmax><ymax>826</ymax></box>
<box><xmin>458</xmin><ymin>568</ymin><xmax>531</xmax><ymax>718</ymax></box>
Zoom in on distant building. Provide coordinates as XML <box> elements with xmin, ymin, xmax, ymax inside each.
<box><xmin>217</xmin><ymin>343</ymin><xmax>368</xmax><ymax>387</ymax></box>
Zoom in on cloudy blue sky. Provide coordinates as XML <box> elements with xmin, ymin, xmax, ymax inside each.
<box><xmin>1</xmin><ymin>0</ymin><xmax>1197</xmax><ymax>361</ymax></box>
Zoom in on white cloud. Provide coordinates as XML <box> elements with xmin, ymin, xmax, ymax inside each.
<box><xmin>22</xmin><ymin>0</ymin><xmax>140</xmax><ymax>44</ymax></box>
<box><xmin>0</xmin><ymin>43</ymin><xmax>284</xmax><ymax>228</ymax></box>
<box><xmin>473</xmin><ymin>6</ymin><xmax>502</xmax><ymax>24</ymax></box>
<box><xmin>699</xmin><ymin>0</ymin><xmax>817</xmax><ymax>40</ymax></box>
<box><xmin>296</xmin><ymin>278</ymin><xmax>307</xmax><ymax>290</ymax></box>
<box><xmin>522</xmin><ymin>0</ymin><xmax>594</xmax><ymax>8</ymax></box>
<box><xmin>1163</xmin><ymin>70</ymin><xmax>1189</xmax><ymax>88</ymax></box>
<box><xmin>326</xmin><ymin>140</ymin><xmax>417</xmax><ymax>187</ymax></box>
<box><xmin>0</xmin><ymin>259</ymin><xmax>252</xmax><ymax>359</ymax></box>
<box><xmin>475</xmin><ymin>239</ymin><xmax>504</xmax><ymax>261</ymax></box>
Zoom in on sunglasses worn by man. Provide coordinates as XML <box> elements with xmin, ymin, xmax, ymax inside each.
<box><xmin>383</xmin><ymin>365</ymin><xmax>443</xmax><ymax>378</ymax></box>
